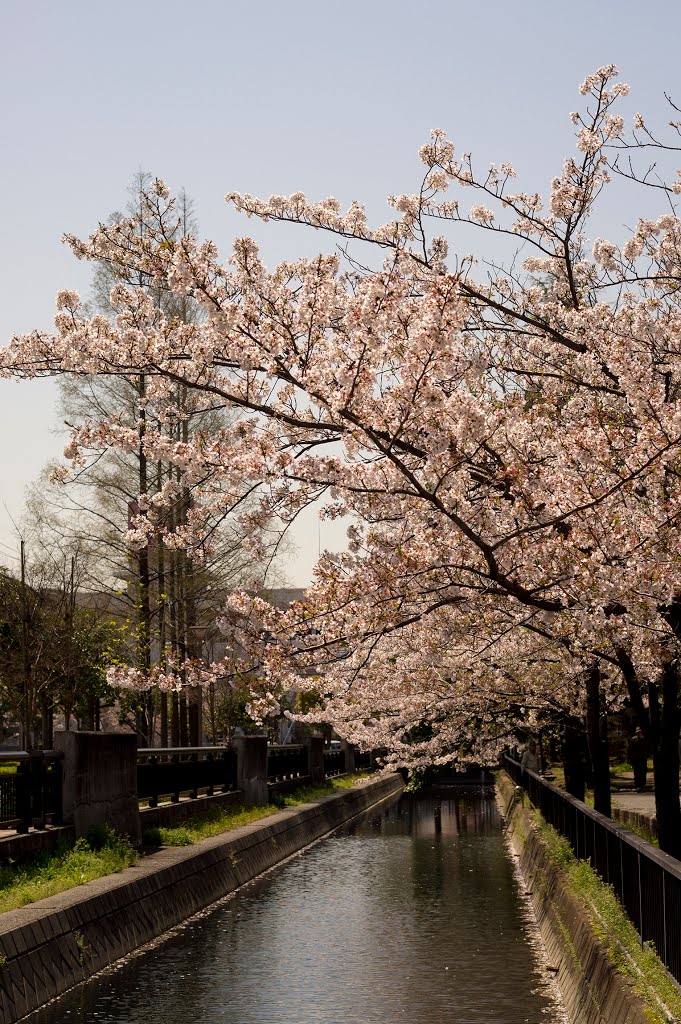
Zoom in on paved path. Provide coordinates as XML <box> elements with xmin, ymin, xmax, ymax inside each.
<box><xmin>609</xmin><ymin>769</ymin><xmax>658</xmax><ymax>819</ymax></box>
<box><xmin>611</xmin><ymin>791</ymin><xmax>657</xmax><ymax>817</ymax></box>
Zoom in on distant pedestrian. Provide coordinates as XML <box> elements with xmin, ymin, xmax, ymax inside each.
<box><xmin>521</xmin><ymin>739</ymin><xmax>539</xmax><ymax>775</ymax></box>
<box><xmin>627</xmin><ymin>728</ymin><xmax>648</xmax><ymax>792</ymax></box>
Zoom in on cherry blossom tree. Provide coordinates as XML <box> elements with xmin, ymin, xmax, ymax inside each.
<box><xmin>5</xmin><ymin>65</ymin><xmax>681</xmax><ymax>850</ymax></box>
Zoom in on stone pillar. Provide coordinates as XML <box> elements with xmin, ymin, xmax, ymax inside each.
<box><xmin>233</xmin><ymin>735</ymin><xmax>269</xmax><ymax>806</ymax></box>
<box><xmin>54</xmin><ymin>731</ymin><xmax>141</xmax><ymax>844</ymax></box>
<box><xmin>342</xmin><ymin>740</ymin><xmax>355</xmax><ymax>773</ymax></box>
<box><xmin>306</xmin><ymin>735</ymin><xmax>325</xmax><ymax>784</ymax></box>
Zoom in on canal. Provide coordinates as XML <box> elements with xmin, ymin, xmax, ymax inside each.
<box><xmin>31</xmin><ymin>794</ymin><xmax>567</xmax><ymax>1023</ymax></box>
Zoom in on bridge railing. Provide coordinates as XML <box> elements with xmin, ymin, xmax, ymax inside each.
<box><xmin>1</xmin><ymin>739</ymin><xmax>375</xmax><ymax>835</ymax></box>
<box><xmin>0</xmin><ymin>751</ymin><xmax>63</xmax><ymax>833</ymax></box>
<box><xmin>322</xmin><ymin>748</ymin><xmax>345</xmax><ymax>777</ymax></box>
<box><xmin>266</xmin><ymin>744</ymin><xmax>308</xmax><ymax>782</ymax></box>
<box><xmin>504</xmin><ymin>754</ymin><xmax>681</xmax><ymax>984</ymax></box>
<box><xmin>139</xmin><ymin>741</ymin><xmax>372</xmax><ymax>807</ymax></box>
<box><xmin>137</xmin><ymin>747</ymin><xmax>238</xmax><ymax>807</ymax></box>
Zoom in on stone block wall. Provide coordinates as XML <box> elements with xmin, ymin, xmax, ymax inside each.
<box><xmin>54</xmin><ymin>731</ymin><xmax>141</xmax><ymax>845</ymax></box>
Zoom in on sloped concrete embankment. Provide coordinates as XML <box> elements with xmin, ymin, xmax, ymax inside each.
<box><xmin>497</xmin><ymin>772</ymin><xmax>649</xmax><ymax>1024</ymax></box>
<box><xmin>0</xmin><ymin>773</ymin><xmax>403</xmax><ymax>1024</ymax></box>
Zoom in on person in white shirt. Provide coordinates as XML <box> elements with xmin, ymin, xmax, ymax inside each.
<box><xmin>520</xmin><ymin>739</ymin><xmax>539</xmax><ymax>774</ymax></box>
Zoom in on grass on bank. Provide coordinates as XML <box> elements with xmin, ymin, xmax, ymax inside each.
<box><xmin>142</xmin><ymin>771</ymin><xmax>373</xmax><ymax>847</ymax></box>
<box><xmin>0</xmin><ymin>772</ymin><xmax>374</xmax><ymax>913</ymax></box>
<box><xmin>533</xmin><ymin>811</ymin><xmax>681</xmax><ymax>1024</ymax></box>
<box><xmin>0</xmin><ymin>825</ymin><xmax>137</xmax><ymax>914</ymax></box>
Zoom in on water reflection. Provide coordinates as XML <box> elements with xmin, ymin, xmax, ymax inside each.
<box><xmin>30</xmin><ymin>793</ymin><xmax>566</xmax><ymax>1024</ymax></box>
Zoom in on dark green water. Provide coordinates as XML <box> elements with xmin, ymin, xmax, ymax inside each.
<box><xmin>30</xmin><ymin>794</ymin><xmax>566</xmax><ymax>1024</ymax></box>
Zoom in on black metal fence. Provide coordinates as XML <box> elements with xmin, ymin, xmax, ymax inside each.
<box><xmin>137</xmin><ymin>747</ymin><xmax>238</xmax><ymax>807</ymax></box>
<box><xmin>0</xmin><ymin>752</ymin><xmax>63</xmax><ymax>832</ymax></box>
<box><xmin>504</xmin><ymin>755</ymin><xmax>681</xmax><ymax>984</ymax></box>
<box><xmin>323</xmin><ymin>747</ymin><xmax>345</xmax><ymax>777</ymax></box>
<box><xmin>0</xmin><ymin>740</ymin><xmax>375</xmax><ymax>836</ymax></box>
<box><xmin>267</xmin><ymin>744</ymin><xmax>308</xmax><ymax>782</ymax></box>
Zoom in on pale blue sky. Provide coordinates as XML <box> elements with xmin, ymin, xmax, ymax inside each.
<box><xmin>1</xmin><ymin>0</ymin><xmax>679</xmax><ymax>581</ymax></box>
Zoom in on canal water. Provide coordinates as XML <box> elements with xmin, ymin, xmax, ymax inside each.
<box><xmin>31</xmin><ymin>794</ymin><xmax>567</xmax><ymax>1024</ymax></box>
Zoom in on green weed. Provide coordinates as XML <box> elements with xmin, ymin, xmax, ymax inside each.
<box><xmin>146</xmin><ymin>772</ymin><xmax>372</xmax><ymax>847</ymax></box>
<box><xmin>0</xmin><ymin>828</ymin><xmax>137</xmax><ymax>914</ymax></box>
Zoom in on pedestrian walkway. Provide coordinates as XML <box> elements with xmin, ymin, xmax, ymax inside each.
<box><xmin>609</xmin><ymin>768</ymin><xmax>658</xmax><ymax>834</ymax></box>
<box><xmin>611</xmin><ymin>790</ymin><xmax>656</xmax><ymax>817</ymax></box>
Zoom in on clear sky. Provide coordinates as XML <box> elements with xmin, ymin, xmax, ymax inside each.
<box><xmin>1</xmin><ymin>0</ymin><xmax>679</xmax><ymax>582</ymax></box>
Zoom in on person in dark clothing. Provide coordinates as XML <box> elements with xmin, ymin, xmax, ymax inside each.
<box><xmin>627</xmin><ymin>728</ymin><xmax>648</xmax><ymax>791</ymax></box>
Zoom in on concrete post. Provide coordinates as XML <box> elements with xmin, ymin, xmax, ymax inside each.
<box><xmin>342</xmin><ymin>740</ymin><xmax>356</xmax><ymax>773</ymax></box>
<box><xmin>306</xmin><ymin>735</ymin><xmax>325</xmax><ymax>784</ymax></box>
<box><xmin>54</xmin><ymin>731</ymin><xmax>141</xmax><ymax>844</ymax></box>
<box><xmin>233</xmin><ymin>735</ymin><xmax>269</xmax><ymax>806</ymax></box>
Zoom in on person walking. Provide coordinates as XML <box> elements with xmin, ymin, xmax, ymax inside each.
<box><xmin>521</xmin><ymin>739</ymin><xmax>540</xmax><ymax>775</ymax></box>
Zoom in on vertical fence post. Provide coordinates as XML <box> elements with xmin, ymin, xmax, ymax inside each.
<box><xmin>148</xmin><ymin>754</ymin><xmax>159</xmax><ymax>808</ymax></box>
<box><xmin>638</xmin><ymin>850</ymin><xmax>643</xmax><ymax>945</ymax></box>
<box><xmin>171</xmin><ymin>753</ymin><xmax>181</xmax><ymax>803</ymax></box>
<box><xmin>233</xmin><ymin>735</ymin><xmax>268</xmax><ymax>806</ymax></box>
<box><xmin>30</xmin><ymin>752</ymin><xmax>46</xmax><ymax>830</ymax></box>
<box><xmin>51</xmin><ymin>756</ymin><xmax>64</xmax><ymax>825</ymax></box>
<box><xmin>206</xmin><ymin>752</ymin><xmax>215</xmax><ymax>797</ymax></box>
<box><xmin>305</xmin><ymin>735</ymin><xmax>325</xmax><ymax>784</ymax></box>
<box><xmin>221</xmin><ymin>748</ymin><xmax>235</xmax><ymax>792</ymax></box>
<box><xmin>342</xmin><ymin>740</ymin><xmax>355</xmax><ymax>773</ymax></box>
<box><xmin>16</xmin><ymin>761</ymin><xmax>31</xmax><ymax>833</ymax></box>
<box><xmin>663</xmin><ymin>872</ymin><xmax>667</xmax><ymax>965</ymax></box>
<box><xmin>189</xmin><ymin>752</ymin><xmax>199</xmax><ymax>800</ymax></box>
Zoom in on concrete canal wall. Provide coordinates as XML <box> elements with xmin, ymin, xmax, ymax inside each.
<box><xmin>496</xmin><ymin>772</ymin><xmax>650</xmax><ymax>1024</ymax></box>
<box><xmin>0</xmin><ymin>773</ymin><xmax>404</xmax><ymax>1024</ymax></box>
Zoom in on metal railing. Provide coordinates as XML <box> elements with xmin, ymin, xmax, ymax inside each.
<box><xmin>504</xmin><ymin>755</ymin><xmax>681</xmax><ymax>984</ymax></box>
<box><xmin>323</xmin><ymin>748</ymin><xmax>345</xmax><ymax>777</ymax></box>
<box><xmin>137</xmin><ymin>747</ymin><xmax>238</xmax><ymax>807</ymax></box>
<box><xmin>0</xmin><ymin>740</ymin><xmax>375</xmax><ymax>837</ymax></box>
<box><xmin>0</xmin><ymin>751</ymin><xmax>64</xmax><ymax>833</ymax></box>
<box><xmin>267</xmin><ymin>744</ymin><xmax>308</xmax><ymax>782</ymax></box>
<box><xmin>138</xmin><ymin>741</ymin><xmax>373</xmax><ymax>806</ymax></box>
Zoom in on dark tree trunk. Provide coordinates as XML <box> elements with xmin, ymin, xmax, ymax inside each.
<box><xmin>160</xmin><ymin>693</ymin><xmax>168</xmax><ymax>748</ymax></box>
<box><xmin>650</xmin><ymin>666</ymin><xmax>681</xmax><ymax>857</ymax></box>
<box><xmin>179</xmin><ymin>694</ymin><xmax>189</xmax><ymax>747</ymax></box>
<box><xmin>586</xmin><ymin>666</ymin><xmax>611</xmax><ymax>817</ymax></box>
<box><xmin>40</xmin><ymin>697</ymin><xmax>53</xmax><ymax>750</ymax></box>
<box><xmin>562</xmin><ymin>718</ymin><xmax>586</xmax><ymax>802</ymax></box>
<box><xmin>171</xmin><ymin>693</ymin><xmax>180</xmax><ymax>747</ymax></box>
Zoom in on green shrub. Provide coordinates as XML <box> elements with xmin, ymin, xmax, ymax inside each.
<box><xmin>0</xmin><ymin>830</ymin><xmax>137</xmax><ymax>913</ymax></box>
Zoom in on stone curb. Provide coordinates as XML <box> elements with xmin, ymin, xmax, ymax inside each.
<box><xmin>0</xmin><ymin>828</ymin><xmax>75</xmax><ymax>864</ymax></box>
<box><xmin>611</xmin><ymin>805</ymin><xmax>658</xmax><ymax>838</ymax></box>
<box><xmin>0</xmin><ymin>773</ymin><xmax>404</xmax><ymax>1024</ymax></box>
<box><xmin>497</xmin><ymin>772</ymin><xmax>650</xmax><ymax>1024</ymax></box>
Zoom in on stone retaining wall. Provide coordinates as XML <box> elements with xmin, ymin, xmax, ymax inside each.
<box><xmin>611</xmin><ymin>805</ymin><xmax>658</xmax><ymax>838</ymax></box>
<box><xmin>0</xmin><ymin>773</ymin><xmax>403</xmax><ymax>1024</ymax></box>
<box><xmin>0</xmin><ymin>827</ymin><xmax>75</xmax><ymax>864</ymax></box>
<box><xmin>497</xmin><ymin>773</ymin><xmax>649</xmax><ymax>1024</ymax></box>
